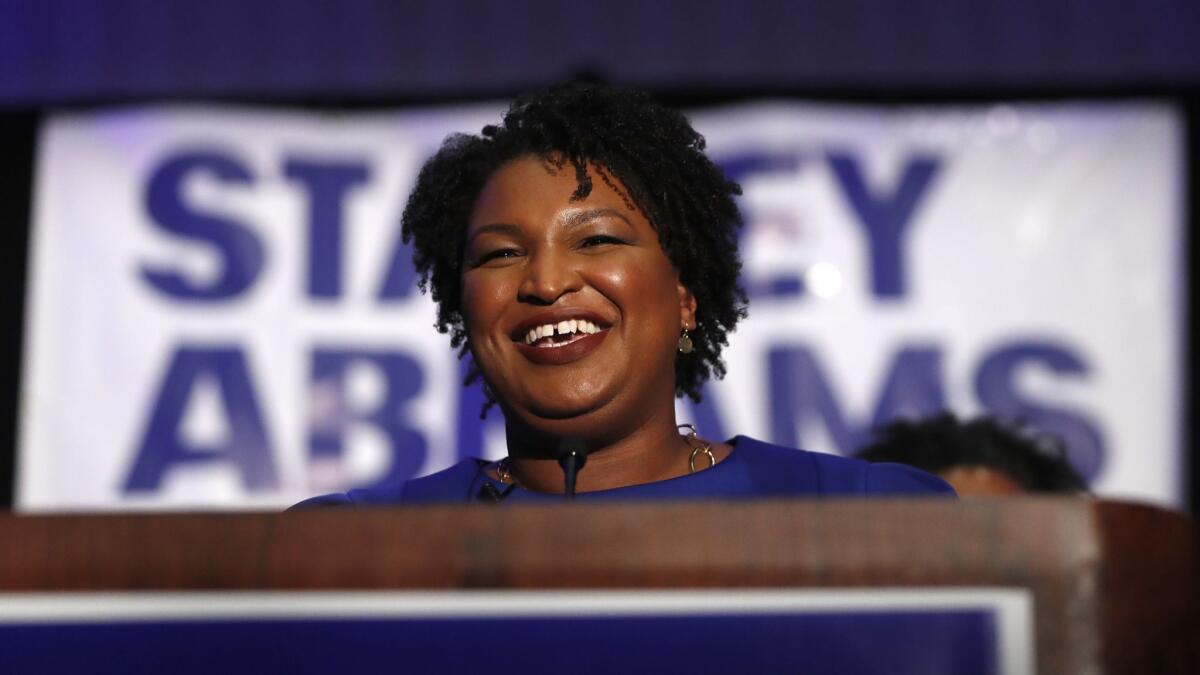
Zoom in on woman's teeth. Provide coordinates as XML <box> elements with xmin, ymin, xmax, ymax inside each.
<box><xmin>524</xmin><ymin>319</ymin><xmax>602</xmax><ymax>346</ymax></box>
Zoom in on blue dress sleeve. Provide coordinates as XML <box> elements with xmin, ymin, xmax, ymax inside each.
<box><xmin>864</xmin><ymin>461</ymin><xmax>957</xmax><ymax>496</ymax></box>
<box><xmin>288</xmin><ymin>483</ymin><xmax>409</xmax><ymax>509</ymax></box>
<box><xmin>288</xmin><ymin>492</ymin><xmax>357</xmax><ymax>509</ymax></box>
<box><xmin>288</xmin><ymin>460</ymin><xmax>483</xmax><ymax>509</ymax></box>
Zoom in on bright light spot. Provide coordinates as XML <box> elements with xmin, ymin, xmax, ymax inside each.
<box><xmin>805</xmin><ymin>262</ymin><xmax>843</xmax><ymax>299</ymax></box>
<box><xmin>1016</xmin><ymin>216</ymin><xmax>1050</xmax><ymax>251</ymax></box>
<box><xmin>1026</xmin><ymin>121</ymin><xmax>1058</xmax><ymax>153</ymax></box>
<box><xmin>986</xmin><ymin>105</ymin><xmax>1021</xmax><ymax>137</ymax></box>
<box><xmin>346</xmin><ymin>361</ymin><xmax>385</xmax><ymax>407</ymax></box>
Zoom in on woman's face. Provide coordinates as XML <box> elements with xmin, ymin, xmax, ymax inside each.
<box><xmin>461</xmin><ymin>155</ymin><xmax>695</xmax><ymax>437</ymax></box>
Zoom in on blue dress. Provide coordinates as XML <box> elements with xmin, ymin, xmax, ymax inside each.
<box><xmin>295</xmin><ymin>436</ymin><xmax>955</xmax><ymax>507</ymax></box>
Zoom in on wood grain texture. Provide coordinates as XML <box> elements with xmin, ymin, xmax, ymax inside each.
<box><xmin>0</xmin><ymin>498</ymin><xmax>1194</xmax><ymax>674</ymax></box>
<box><xmin>1097</xmin><ymin>502</ymin><xmax>1200</xmax><ymax>674</ymax></box>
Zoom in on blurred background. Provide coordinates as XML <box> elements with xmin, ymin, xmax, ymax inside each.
<box><xmin>0</xmin><ymin>0</ymin><xmax>1195</xmax><ymax>512</ymax></box>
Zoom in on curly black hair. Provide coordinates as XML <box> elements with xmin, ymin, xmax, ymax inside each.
<box><xmin>854</xmin><ymin>413</ymin><xmax>1087</xmax><ymax>493</ymax></box>
<box><xmin>400</xmin><ymin>84</ymin><xmax>747</xmax><ymax>411</ymax></box>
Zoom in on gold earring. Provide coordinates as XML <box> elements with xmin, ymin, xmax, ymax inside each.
<box><xmin>677</xmin><ymin>327</ymin><xmax>694</xmax><ymax>354</ymax></box>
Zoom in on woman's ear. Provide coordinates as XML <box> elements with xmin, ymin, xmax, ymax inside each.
<box><xmin>677</xmin><ymin>280</ymin><xmax>698</xmax><ymax>329</ymax></box>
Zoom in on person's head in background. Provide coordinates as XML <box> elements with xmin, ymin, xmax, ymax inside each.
<box><xmin>854</xmin><ymin>413</ymin><xmax>1087</xmax><ymax>496</ymax></box>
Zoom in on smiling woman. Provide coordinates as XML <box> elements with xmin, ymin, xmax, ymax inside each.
<box><xmin>295</xmin><ymin>84</ymin><xmax>955</xmax><ymax>505</ymax></box>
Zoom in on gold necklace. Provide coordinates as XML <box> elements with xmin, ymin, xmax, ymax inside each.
<box><xmin>679</xmin><ymin>424</ymin><xmax>716</xmax><ymax>472</ymax></box>
<box><xmin>493</xmin><ymin>427</ymin><xmax>716</xmax><ymax>486</ymax></box>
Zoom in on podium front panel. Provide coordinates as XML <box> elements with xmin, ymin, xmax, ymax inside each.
<box><xmin>0</xmin><ymin>588</ymin><xmax>1034</xmax><ymax>675</ymax></box>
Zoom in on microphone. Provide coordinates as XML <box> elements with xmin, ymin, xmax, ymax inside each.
<box><xmin>556</xmin><ymin>438</ymin><xmax>588</xmax><ymax>500</ymax></box>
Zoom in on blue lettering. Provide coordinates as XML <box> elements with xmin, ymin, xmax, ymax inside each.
<box><xmin>768</xmin><ymin>344</ymin><xmax>945</xmax><ymax>453</ymax></box>
<box><xmin>309</xmin><ymin>348</ymin><xmax>427</xmax><ymax>489</ymax></box>
<box><xmin>377</xmin><ymin>237</ymin><xmax>419</xmax><ymax>301</ymax></box>
<box><xmin>975</xmin><ymin>341</ymin><xmax>1105</xmax><ymax>481</ymax></box>
<box><xmin>715</xmin><ymin>151</ymin><xmax>807</xmax><ymax>300</ymax></box>
<box><xmin>283</xmin><ymin>158</ymin><xmax>371</xmax><ymax>299</ymax></box>
<box><xmin>455</xmin><ymin>359</ymin><xmax>504</xmax><ymax>462</ymax></box>
<box><xmin>141</xmin><ymin>151</ymin><xmax>264</xmax><ymax>300</ymax></box>
<box><xmin>718</xmin><ymin>152</ymin><xmax>803</xmax><ymax>188</ymax></box>
<box><xmin>827</xmin><ymin>152</ymin><xmax>940</xmax><ymax>299</ymax></box>
<box><xmin>683</xmin><ymin>385</ymin><xmax>729</xmax><ymax>442</ymax></box>
<box><xmin>124</xmin><ymin>346</ymin><xmax>278</xmax><ymax>491</ymax></box>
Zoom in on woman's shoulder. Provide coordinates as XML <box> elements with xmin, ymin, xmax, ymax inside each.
<box><xmin>728</xmin><ymin>436</ymin><xmax>956</xmax><ymax>497</ymax></box>
<box><xmin>289</xmin><ymin>459</ymin><xmax>486</xmax><ymax>508</ymax></box>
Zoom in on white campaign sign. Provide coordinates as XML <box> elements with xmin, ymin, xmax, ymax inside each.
<box><xmin>19</xmin><ymin>102</ymin><xmax>1184</xmax><ymax>510</ymax></box>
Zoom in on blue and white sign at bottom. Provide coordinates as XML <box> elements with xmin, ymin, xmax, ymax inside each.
<box><xmin>0</xmin><ymin>588</ymin><xmax>1034</xmax><ymax>674</ymax></box>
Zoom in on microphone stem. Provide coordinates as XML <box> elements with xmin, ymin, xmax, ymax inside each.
<box><xmin>558</xmin><ymin>449</ymin><xmax>586</xmax><ymax>500</ymax></box>
<box><xmin>563</xmin><ymin>454</ymin><xmax>578</xmax><ymax>500</ymax></box>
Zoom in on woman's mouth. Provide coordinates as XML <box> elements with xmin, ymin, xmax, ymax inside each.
<box><xmin>522</xmin><ymin>319</ymin><xmax>604</xmax><ymax>347</ymax></box>
<box><xmin>512</xmin><ymin>318</ymin><xmax>610</xmax><ymax>365</ymax></box>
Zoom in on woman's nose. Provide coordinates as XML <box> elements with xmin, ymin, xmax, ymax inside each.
<box><xmin>517</xmin><ymin>249</ymin><xmax>580</xmax><ymax>305</ymax></box>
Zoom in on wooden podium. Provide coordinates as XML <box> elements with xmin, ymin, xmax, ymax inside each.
<box><xmin>0</xmin><ymin>499</ymin><xmax>1195</xmax><ymax>674</ymax></box>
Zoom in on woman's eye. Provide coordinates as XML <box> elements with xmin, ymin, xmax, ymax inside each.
<box><xmin>580</xmin><ymin>235</ymin><xmax>625</xmax><ymax>248</ymax></box>
<box><xmin>473</xmin><ymin>248</ymin><xmax>521</xmax><ymax>266</ymax></box>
